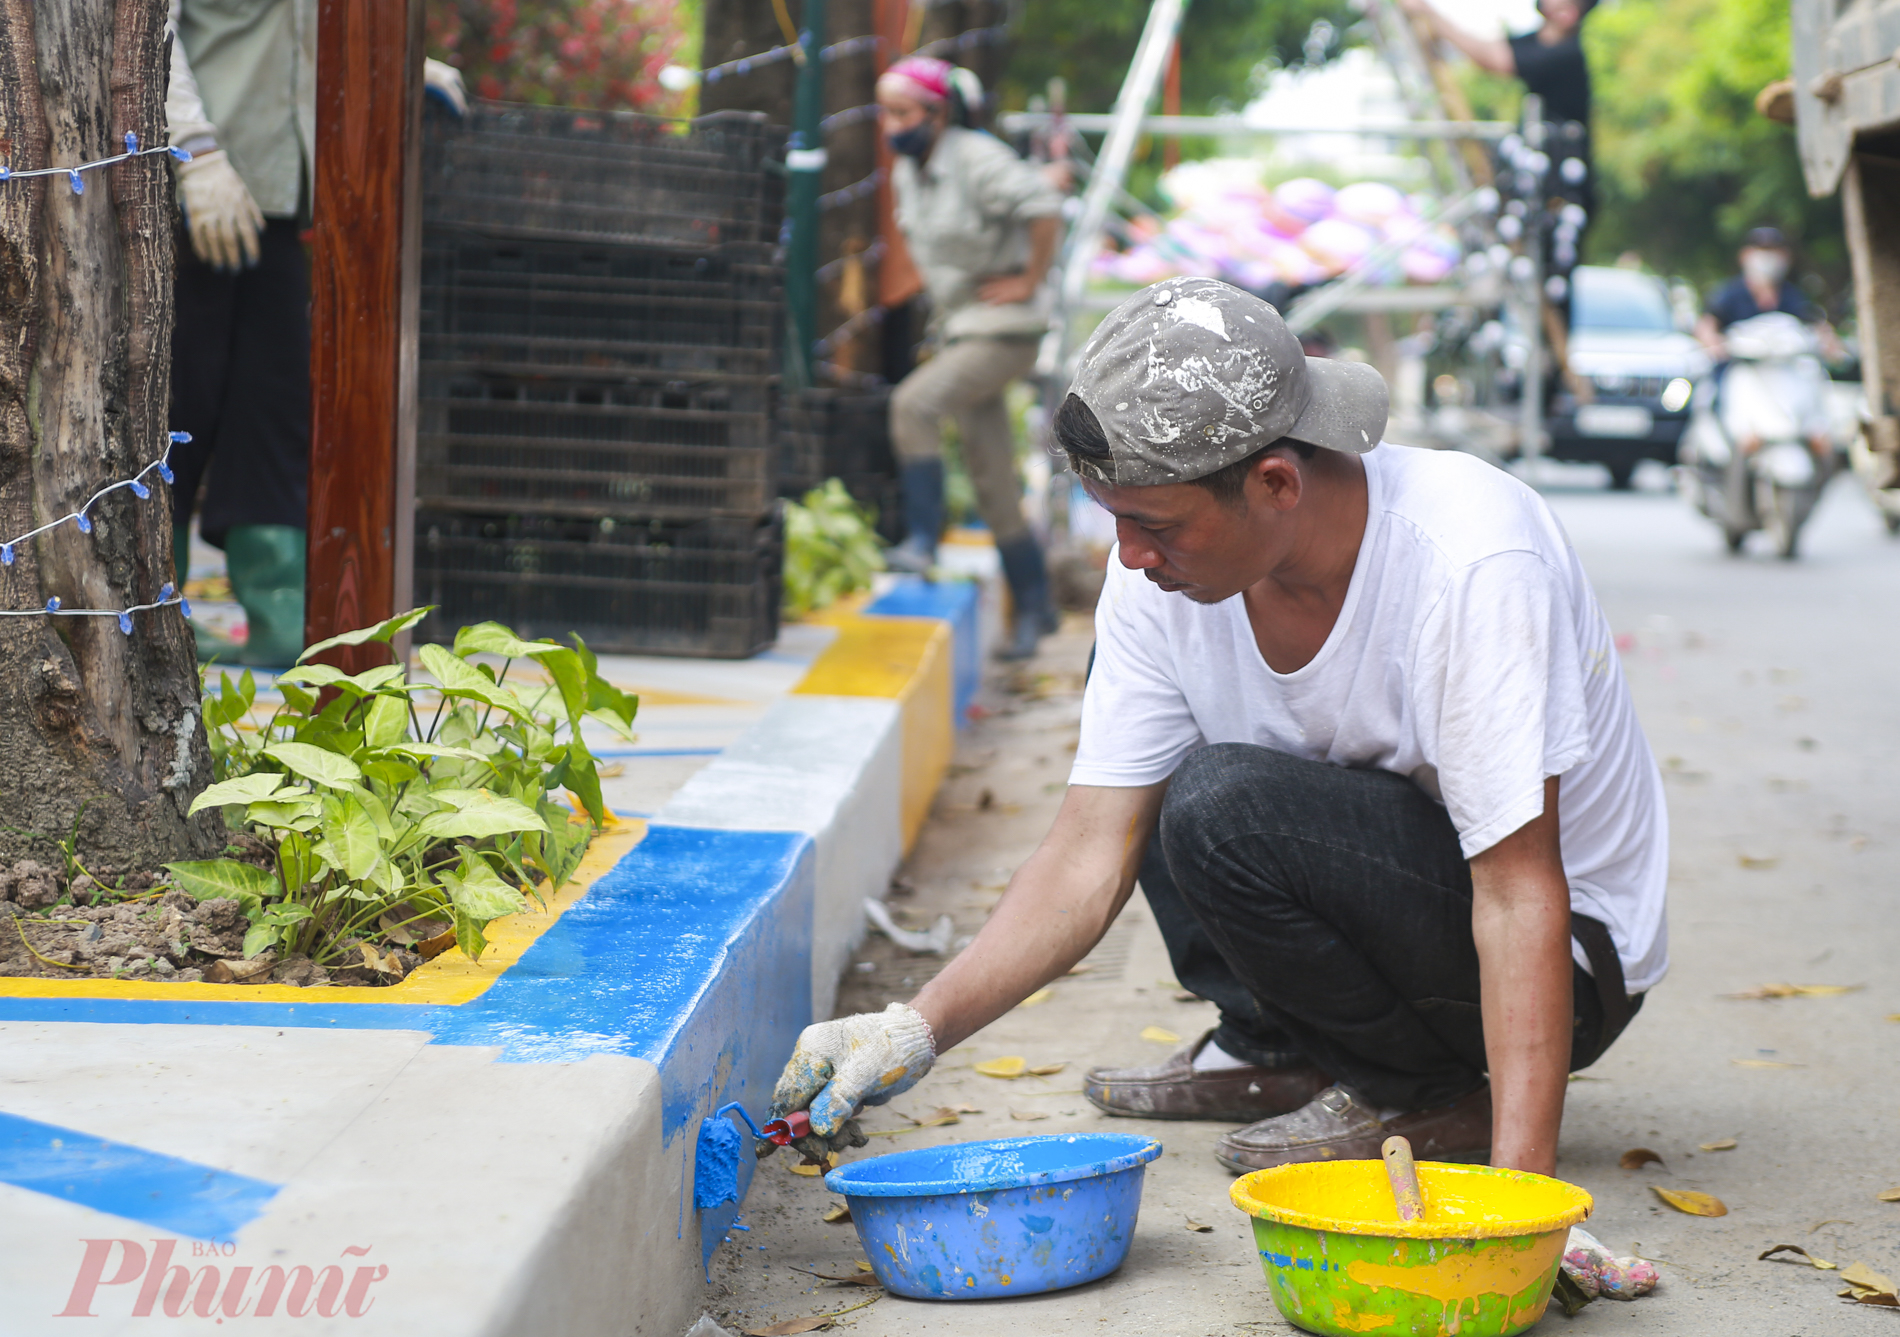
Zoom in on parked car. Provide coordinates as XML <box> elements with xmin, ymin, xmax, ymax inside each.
<box><xmin>1546</xmin><ymin>266</ymin><xmax>1711</xmax><ymax>489</ymax></box>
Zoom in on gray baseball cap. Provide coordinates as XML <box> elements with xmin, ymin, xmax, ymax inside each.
<box><xmin>1066</xmin><ymin>277</ymin><xmax>1389</xmax><ymax>486</ymax></box>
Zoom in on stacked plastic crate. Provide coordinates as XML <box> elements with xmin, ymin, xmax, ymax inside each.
<box><xmin>778</xmin><ymin>387</ymin><xmax>902</xmax><ymax>543</ymax></box>
<box><xmin>413</xmin><ymin>104</ymin><xmax>787</xmax><ymax>657</ymax></box>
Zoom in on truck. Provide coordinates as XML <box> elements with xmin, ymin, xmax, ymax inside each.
<box><xmin>1790</xmin><ymin>0</ymin><xmax>1900</xmax><ymax>529</ymax></box>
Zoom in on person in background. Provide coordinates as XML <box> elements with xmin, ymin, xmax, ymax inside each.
<box><xmin>1397</xmin><ymin>0</ymin><xmax>1593</xmax><ymax>127</ymax></box>
<box><xmin>878</xmin><ymin>56</ymin><xmax>1064</xmax><ymax>660</ymax></box>
<box><xmin>166</xmin><ymin>0</ymin><xmax>465</xmax><ymax>665</ymax></box>
<box><xmin>1696</xmin><ymin>226</ymin><xmax>1841</xmax><ymax>358</ymax></box>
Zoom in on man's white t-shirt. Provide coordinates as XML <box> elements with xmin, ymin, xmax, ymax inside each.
<box><xmin>1070</xmin><ymin>443</ymin><xmax>1669</xmax><ymax>993</ymax></box>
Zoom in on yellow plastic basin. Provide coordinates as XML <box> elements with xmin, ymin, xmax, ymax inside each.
<box><xmin>1230</xmin><ymin>1161</ymin><xmax>1593</xmax><ymax>1337</ymax></box>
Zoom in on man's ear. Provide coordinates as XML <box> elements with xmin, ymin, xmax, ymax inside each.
<box><xmin>1251</xmin><ymin>452</ymin><xmax>1304</xmax><ymax>512</ymax></box>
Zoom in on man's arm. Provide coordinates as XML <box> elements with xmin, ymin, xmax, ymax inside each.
<box><xmin>912</xmin><ymin>780</ymin><xmax>1165</xmax><ymax>1049</ymax></box>
<box><xmin>1470</xmin><ymin>775</ymin><xmax>1573</xmax><ymax>1176</ymax></box>
<box><xmin>979</xmin><ymin>214</ymin><xmax>1060</xmax><ymax>307</ymax></box>
<box><xmin>1395</xmin><ymin>0</ymin><xmax>1517</xmax><ymax>75</ymax></box>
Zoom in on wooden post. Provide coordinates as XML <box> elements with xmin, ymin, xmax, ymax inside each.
<box><xmin>306</xmin><ymin>0</ymin><xmax>422</xmax><ymax>670</ymax></box>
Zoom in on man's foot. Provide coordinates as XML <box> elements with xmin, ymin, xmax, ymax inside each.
<box><xmin>1215</xmin><ymin>1083</ymin><xmax>1492</xmax><ymax>1174</ymax></box>
<box><xmin>1084</xmin><ymin>1030</ymin><xmax>1330</xmax><ymax>1122</ymax></box>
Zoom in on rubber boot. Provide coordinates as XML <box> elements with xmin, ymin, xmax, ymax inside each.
<box><xmin>995</xmin><ymin>533</ymin><xmax>1059</xmax><ymax>661</ymax></box>
<box><xmin>886</xmin><ymin>459</ymin><xmax>945</xmax><ymax>574</ymax></box>
<box><xmin>225</xmin><ymin>524</ymin><xmax>306</xmax><ymax>667</ymax></box>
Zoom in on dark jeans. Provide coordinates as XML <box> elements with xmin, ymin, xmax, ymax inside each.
<box><xmin>169</xmin><ymin>217</ymin><xmax>311</xmax><ymax>546</ymax></box>
<box><xmin>1145</xmin><ymin>743</ymin><xmax>1640</xmax><ymax>1111</ymax></box>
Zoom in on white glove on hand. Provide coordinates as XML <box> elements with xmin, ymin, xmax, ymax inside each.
<box><xmin>767</xmin><ymin>1003</ymin><xmax>936</xmax><ymax>1156</ymax></box>
<box><xmin>424</xmin><ymin>58</ymin><xmax>469</xmax><ymax>117</ymax></box>
<box><xmin>175</xmin><ymin>149</ymin><xmax>264</xmax><ymax>272</ymax></box>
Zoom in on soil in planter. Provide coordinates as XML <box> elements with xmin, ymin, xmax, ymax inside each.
<box><xmin>0</xmin><ymin>860</ymin><xmax>422</xmax><ymax>987</ymax></box>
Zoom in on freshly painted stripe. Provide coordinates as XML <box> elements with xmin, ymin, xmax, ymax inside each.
<box><xmin>0</xmin><ymin>827</ymin><xmax>812</xmax><ymax>1070</ymax></box>
<box><xmin>866</xmin><ymin>578</ymin><xmax>982</xmax><ymax>725</ymax></box>
<box><xmin>0</xmin><ymin>1110</ymin><xmax>281</xmax><ymax>1239</ymax></box>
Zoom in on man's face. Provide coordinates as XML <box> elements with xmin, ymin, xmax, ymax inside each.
<box><xmin>1538</xmin><ymin>0</ymin><xmax>1583</xmax><ymax>33</ymax></box>
<box><xmin>1080</xmin><ymin>453</ymin><xmax>1305</xmax><ymax>604</ymax></box>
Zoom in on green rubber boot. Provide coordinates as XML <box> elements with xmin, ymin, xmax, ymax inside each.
<box><xmin>225</xmin><ymin>525</ymin><xmax>306</xmax><ymax>667</ymax></box>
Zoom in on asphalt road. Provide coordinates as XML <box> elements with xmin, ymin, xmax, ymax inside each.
<box><xmin>702</xmin><ymin>468</ymin><xmax>1900</xmax><ymax>1337</ymax></box>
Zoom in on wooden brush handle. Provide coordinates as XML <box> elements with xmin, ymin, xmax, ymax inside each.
<box><xmin>1382</xmin><ymin>1135</ymin><xmax>1426</xmax><ymax>1222</ymax></box>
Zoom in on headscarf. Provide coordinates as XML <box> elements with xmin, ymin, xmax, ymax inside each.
<box><xmin>877</xmin><ymin>56</ymin><xmax>952</xmax><ymax>106</ymax></box>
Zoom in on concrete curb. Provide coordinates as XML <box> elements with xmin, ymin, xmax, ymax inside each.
<box><xmin>0</xmin><ymin>575</ymin><xmax>988</xmax><ymax>1335</ymax></box>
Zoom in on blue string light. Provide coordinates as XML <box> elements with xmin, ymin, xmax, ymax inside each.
<box><xmin>0</xmin><ymin>433</ymin><xmax>195</xmax><ymax>631</ymax></box>
<box><xmin>0</xmin><ymin>134</ymin><xmax>190</xmax><ymax>194</ymax></box>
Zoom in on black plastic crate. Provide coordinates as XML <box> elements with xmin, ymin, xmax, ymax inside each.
<box><xmin>423</xmin><ymin>104</ymin><xmax>787</xmax><ymax>249</ymax></box>
<box><xmin>417</xmin><ymin>368</ymin><xmax>778</xmax><ymax>519</ymax></box>
<box><xmin>779</xmin><ymin>387</ymin><xmax>896</xmax><ymax>496</ymax></box>
<box><xmin>420</xmin><ymin>236</ymin><xmax>782</xmax><ymax>379</ymax></box>
<box><xmin>414</xmin><ymin>509</ymin><xmax>782</xmax><ymax>659</ymax></box>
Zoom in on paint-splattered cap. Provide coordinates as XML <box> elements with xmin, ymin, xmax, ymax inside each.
<box><xmin>1067</xmin><ymin>277</ymin><xmax>1389</xmax><ymax>486</ymax></box>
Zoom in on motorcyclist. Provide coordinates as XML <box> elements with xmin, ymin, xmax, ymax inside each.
<box><xmin>1695</xmin><ymin>226</ymin><xmax>1839</xmax><ymax>462</ymax></box>
<box><xmin>878</xmin><ymin>56</ymin><xmax>1064</xmax><ymax>660</ymax></box>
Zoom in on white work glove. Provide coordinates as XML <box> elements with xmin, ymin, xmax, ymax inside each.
<box><xmin>424</xmin><ymin>58</ymin><xmax>468</xmax><ymax>117</ymax></box>
<box><xmin>764</xmin><ymin>1002</ymin><xmax>935</xmax><ymax>1161</ymax></box>
<box><xmin>174</xmin><ymin>149</ymin><xmax>264</xmax><ymax>272</ymax></box>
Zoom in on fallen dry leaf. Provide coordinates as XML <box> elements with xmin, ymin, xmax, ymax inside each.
<box><xmin>1877</xmin><ymin>1188</ymin><xmax>1900</xmax><ymax>1203</ymax></box>
<box><xmin>1727</xmin><ymin>982</ymin><xmax>1861</xmax><ymax>999</ymax></box>
<box><xmin>1017</xmin><ymin>988</ymin><xmax>1053</xmax><ymax>1008</ymax></box>
<box><xmin>1185</xmin><ymin>1219</ymin><xmax>1213</xmax><ymax>1233</ymax></box>
<box><xmin>1652</xmin><ymin>1186</ymin><xmax>1728</xmax><ymax>1216</ymax></box>
<box><xmin>745</xmin><ymin>1317</ymin><xmax>832</xmax><ymax>1335</ymax></box>
<box><xmin>1737</xmin><ymin>853</ymin><xmax>1780</xmax><ymax>869</ymax></box>
<box><xmin>1028</xmin><ymin>1063</ymin><xmax>1067</xmax><ymax>1077</ymax></box>
<box><xmin>1699</xmin><ymin>1138</ymin><xmax>1738</xmax><ymax>1152</ymax></box>
<box><xmin>1841</xmin><ymin>1261</ymin><xmax>1900</xmax><ymax>1307</ymax></box>
<box><xmin>787</xmin><ymin>1266</ymin><xmax>878</xmax><ymax>1287</ymax></box>
<box><xmin>1010</xmin><ymin>1109</ymin><xmax>1050</xmax><ymax>1122</ymax></box>
<box><xmin>789</xmin><ymin>1157</ymin><xmax>835</xmax><ymax>1177</ymax></box>
<box><xmin>1760</xmin><ymin>1244</ymin><xmax>1837</xmax><ymax>1270</ymax></box>
<box><xmin>1174</xmin><ymin>991</ymin><xmax>1202</xmax><ymax>1002</ymax></box>
<box><xmin>1811</xmin><ymin>1219</ymin><xmax>1854</xmax><ymax>1233</ymax></box>
<box><xmin>1065</xmin><ymin>963</ymin><xmax>1093</xmax><ymax>976</ymax></box>
<box><xmin>1140</xmin><ymin>1026</ymin><xmax>1181</xmax><ymax>1045</ymax></box>
<box><xmin>1731</xmin><ymin>1058</ymin><xmax>1803</xmax><ymax>1068</ymax></box>
<box><xmin>1620</xmin><ymin>1148</ymin><xmax>1666</xmax><ymax>1171</ymax></box>
<box><xmin>416</xmin><ymin>926</ymin><xmax>457</xmax><ymax>960</ymax></box>
<box><xmin>975</xmin><ymin>1056</ymin><xmax>1026</xmax><ymax>1079</ymax></box>
<box><xmin>821</xmin><ymin>1203</ymin><xmax>851</xmax><ymax>1224</ymax></box>
<box><xmin>943</xmin><ymin>1103</ymin><xmax>981</xmax><ymax>1114</ymax></box>
<box><xmin>856</xmin><ymin>1262</ymin><xmax>873</xmax><ymax>1273</ymax></box>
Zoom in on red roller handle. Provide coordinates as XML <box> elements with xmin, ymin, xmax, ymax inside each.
<box><xmin>760</xmin><ymin>1110</ymin><xmax>811</xmax><ymax>1145</ymax></box>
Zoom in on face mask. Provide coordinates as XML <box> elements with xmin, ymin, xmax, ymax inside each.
<box><xmin>887</xmin><ymin>120</ymin><xmax>936</xmax><ymax>160</ymax></box>
<box><xmin>1742</xmin><ymin>249</ymin><xmax>1789</xmax><ymax>284</ymax></box>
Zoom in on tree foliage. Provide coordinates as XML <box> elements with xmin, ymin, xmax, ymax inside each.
<box><xmin>1581</xmin><ymin>0</ymin><xmax>1843</xmax><ymax>303</ymax></box>
<box><xmin>997</xmin><ymin>0</ymin><xmax>1351</xmax><ymax>116</ymax></box>
<box><xmin>426</xmin><ymin>0</ymin><xmax>691</xmax><ymax>112</ymax></box>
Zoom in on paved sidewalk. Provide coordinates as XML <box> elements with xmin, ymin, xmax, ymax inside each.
<box><xmin>703</xmin><ymin>474</ymin><xmax>1900</xmax><ymax>1337</ymax></box>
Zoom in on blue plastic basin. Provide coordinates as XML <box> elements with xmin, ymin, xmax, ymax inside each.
<box><xmin>823</xmin><ymin>1133</ymin><xmax>1162</xmax><ymax>1300</ymax></box>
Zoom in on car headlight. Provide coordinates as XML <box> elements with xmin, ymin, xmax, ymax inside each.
<box><xmin>1660</xmin><ymin>377</ymin><xmax>1694</xmax><ymax>412</ymax></box>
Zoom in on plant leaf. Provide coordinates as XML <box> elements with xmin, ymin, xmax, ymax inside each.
<box><xmin>418</xmin><ymin>643</ymin><xmax>523</xmax><ymax>714</ymax></box>
<box><xmin>324</xmin><ymin>794</ymin><xmax>383</xmax><ymax>882</ymax></box>
<box><xmin>244</xmin><ymin>797</ymin><xmax>323</xmax><ymax>832</ymax></box>
<box><xmin>163</xmin><ymin>859</ymin><xmax>278</xmax><ymax>916</ymax></box>
<box><xmin>583</xmin><ymin>706</ymin><xmax>637</xmax><ymax>741</ymax></box>
<box><xmin>1652</xmin><ymin>1186</ymin><xmax>1728</xmax><ymax>1216</ymax></box>
<box><xmin>974</xmin><ymin>1056</ymin><xmax>1026</xmax><ymax>1079</ymax></box>
<box><xmin>417</xmin><ymin>791</ymin><xmax>550</xmax><ymax>840</ymax></box>
<box><xmin>241</xmin><ymin>924</ymin><xmax>279</xmax><ymax>958</ymax></box>
<box><xmin>563</xmin><ymin>748</ymin><xmax>605</xmax><ymax>823</ymax></box>
<box><xmin>296</xmin><ymin>607</ymin><xmax>431</xmax><ymax>663</ymax></box>
<box><xmin>264</xmin><ymin>741</ymin><xmax>364</xmax><ymax>789</ymax></box>
<box><xmin>187</xmin><ymin>772</ymin><xmax>291</xmax><ymax>815</ymax></box>
<box><xmin>443</xmin><ymin>857</ymin><xmax>527</xmax><ymax>921</ymax></box>
<box><xmin>362</xmin><ymin>693</ymin><xmax>411</xmax><ymax>750</ymax></box>
<box><xmin>452</xmin><ymin>621</ymin><xmax>557</xmax><ymax>659</ymax></box>
<box><xmin>272</xmin><ymin>663</ymin><xmax>408</xmax><ymax>696</ymax></box>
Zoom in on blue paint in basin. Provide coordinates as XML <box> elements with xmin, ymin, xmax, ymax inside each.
<box><xmin>824</xmin><ymin>1134</ymin><xmax>1161</xmax><ymax>1300</ymax></box>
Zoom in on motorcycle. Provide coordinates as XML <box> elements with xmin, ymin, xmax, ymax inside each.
<box><xmin>1678</xmin><ymin>312</ymin><xmax>1834</xmax><ymax>559</ymax></box>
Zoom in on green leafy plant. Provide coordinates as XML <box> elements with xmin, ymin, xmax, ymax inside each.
<box><xmin>782</xmin><ymin>479</ymin><xmax>887</xmax><ymax>617</ymax></box>
<box><xmin>168</xmin><ymin>608</ymin><xmax>638</xmax><ymax>970</ymax></box>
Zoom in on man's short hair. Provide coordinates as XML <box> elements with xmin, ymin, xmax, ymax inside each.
<box><xmin>1053</xmin><ymin>392</ymin><xmax>1314</xmax><ymax>507</ymax></box>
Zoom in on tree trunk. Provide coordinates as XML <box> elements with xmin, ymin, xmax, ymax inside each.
<box><xmin>0</xmin><ymin>0</ymin><xmax>216</xmax><ymax>869</ymax></box>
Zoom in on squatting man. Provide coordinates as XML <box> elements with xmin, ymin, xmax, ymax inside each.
<box><xmin>765</xmin><ymin>277</ymin><xmax>1668</xmax><ymax>1177</ymax></box>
